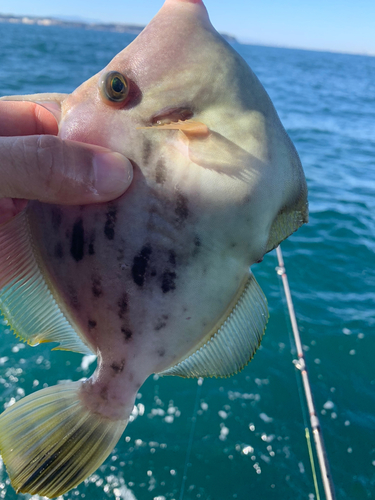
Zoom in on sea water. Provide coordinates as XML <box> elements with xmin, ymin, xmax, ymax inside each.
<box><xmin>0</xmin><ymin>21</ymin><xmax>374</xmax><ymax>500</ymax></box>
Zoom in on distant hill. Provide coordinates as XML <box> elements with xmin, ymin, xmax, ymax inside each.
<box><xmin>0</xmin><ymin>13</ymin><xmax>238</xmax><ymax>43</ymax></box>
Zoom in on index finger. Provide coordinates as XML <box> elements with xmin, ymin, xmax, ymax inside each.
<box><xmin>0</xmin><ymin>101</ymin><xmax>58</xmax><ymax>137</ymax></box>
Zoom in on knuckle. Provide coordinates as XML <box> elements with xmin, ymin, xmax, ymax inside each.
<box><xmin>31</xmin><ymin>103</ymin><xmax>43</xmax><ymax>135</ymax></box>
<box><xmin>35</xmin><ymin>135</ymin><xmax>64</xmax><ymax>191</ymax></box>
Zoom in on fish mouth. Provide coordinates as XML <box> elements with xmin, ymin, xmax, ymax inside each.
<box><xmin>139</xmin><ymin>106</ymin><xmax>209</xmax><ymax>138</ymax></box>
<box><xmin>150</xmin><ymin>106</ymin><xmax>194</xmax><ymax>126</ymax></box>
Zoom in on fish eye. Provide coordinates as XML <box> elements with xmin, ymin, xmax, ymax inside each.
<box><xmin>102</xmin><ymin>71</ymin><xmax>129</xmax><ymax>103</ymax></box>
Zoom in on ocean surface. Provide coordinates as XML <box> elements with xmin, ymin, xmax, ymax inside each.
<box><xmin>0</xmin><ymin>21</ymin><xmax>374</xmax><ymax>500</ymax></box>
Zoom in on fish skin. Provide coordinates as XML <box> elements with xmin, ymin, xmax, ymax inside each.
<box><xmin>0</xmin><ymin>0</ymin><xmax>307</xmax><ymax>493</ymax></box>
<box><xmin>4</xmin><ymin>0</ymin><xmax>306</xmax><ymax>413</ymax></box>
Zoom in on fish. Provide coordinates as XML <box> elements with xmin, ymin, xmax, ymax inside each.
<box><xmin>0</xmin><ymin>0</ymin><xmax>308</xmax><ymax>497</ymax></box>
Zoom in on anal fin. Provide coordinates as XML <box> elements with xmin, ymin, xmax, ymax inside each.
<box><xmin>0</xmin><ymin>211</ymin><xmax>93</xmax><ymax>354</ymax></box>
<box><xmin>159</xmin><ymin>272</ymin><xmax>269</xmax><ymax>378</ymax></box>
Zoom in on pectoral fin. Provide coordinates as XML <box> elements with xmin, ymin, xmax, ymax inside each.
<box><xmin>265</xmin><ymin>203</ymin><xmax>308</xmax><ymax>253</ymax></box>
<box><xmin>159</xmin><ymin>272</ymin><xmax>268</xmax><ymax>378</ymax></box>
<box><xmin>138</xmin><ymin>119</ymin><xmax>210</xmax><ymax>138</ymax></box>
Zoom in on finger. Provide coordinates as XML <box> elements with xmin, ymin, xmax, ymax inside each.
<box><xmin>0</xmin><ymin>101</ymin><xmax>58</xmax><ymax>136</ymax></box>
<box><xmin>0</xmin><ymin>199</ymin><xmax>28</xmax><ymax>225</ymax></box>
<box><xmin>0</xmin><ymin>135</ymin><xmax>133</xmax><ymax>205</ymax></box>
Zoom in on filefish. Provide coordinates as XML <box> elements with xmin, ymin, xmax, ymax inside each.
<box><xmin>0</xmin><ymin>0</ymin><xmax>308</xmax><ymax>496</ymax></box>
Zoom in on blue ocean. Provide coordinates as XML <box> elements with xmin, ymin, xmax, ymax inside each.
<box><xmin>0</xmin><ymin>21</ymin><xmax>374</xmax><ymax>500</ymax></box>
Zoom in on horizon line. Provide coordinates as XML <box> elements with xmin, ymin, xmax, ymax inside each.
<box><xmin>1</xmin><ymin>12</ymin><xmax>373</xmax><ymax>59</ymax></box>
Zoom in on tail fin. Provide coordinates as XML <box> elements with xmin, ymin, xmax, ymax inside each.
<box><xmin>0</xmin><ymin>382</ymin><xmax>127</xmax><ymax>498</ymax></box>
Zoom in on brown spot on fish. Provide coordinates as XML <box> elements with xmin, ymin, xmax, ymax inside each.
<box><xmin>155</xmin><ymin>160</ymin><xmax>167</xmax><ymax>184</ymax></box>
<box><xmin>118</xmin><ymin>293</ymin><xmax>128</xmax><ymax>319</ymax></box>
<box><xmin>54</xmin><ymin>242</ymin><xmax>64</xmax><ymax>259</ymax></box>
<box><xmin>111</xmin><ymin>360</ymin><xmax>125</xmax><ymax>374</ymax></box>
<box><xmin>88</xmin><ymin>231</ymin><xmax>96</xmax><ymax>255</ymax></box>
<box><xmin>67</xmin><ymin>285</ymin><xmax>80</xmax><ymax>310</ymax></box>
<box><xmin>155</xmin><ymin>319</ymin><xmax>167</xmax><ymax>331</ymax></box>
<box><xmin>132</xmin><ymin>244</ymin><xmax>152</xmax><ymax>286</ymax></box>
<box><xmin>117</xmin><ymin>247</ymin><xmax>125</xmax><ymax>261</ymax></box>
<box><xmin>121</xmin><ymin>327</ymin><xmax>133</xmax><ymax>341</ymax></box>
<box><xmin>157</xmin><ymin>348</ymin><xmax>166</xmax><ymax>357</ymax></box>
<box><xmin>104</xmin><ymin>206</ymin><xmax>117</xmax><ymax>240</ymax></box>
<box><xmin>70</xmin><ymin>218</ymin><xmax>85</xmax><ymax>261</ymax></box>
<box><xmin>175</xmin><ymin>192</ymin><xmax>189</xmax><ymax>223</ymax></box>
<box><xmin>92</xmin><ymin>275</ymin><xmax>103</xmax><ymax>298</ymax></box>
<box><xmin>100</xmin><ymin>386</ymin><xmax>109</xmax><ymax>401</ymax></box>
<box><xmin>193</xmin><ymin>235</ymin><xmax>202</xmax><ymax>256</ymax></box>
<box><xmin>51</xmin><ymin>208</ymin><xmax>62</xmax><ymax>231</ymax></box>
<box><xmin>142</xmin><ymin>138</ymin><xmax>153</xmax><ymax>165</ymax></box>
<box><xmin>168</xmin><ymin>250</ymin><xmax>176</xmax><ymax>267</ymax></box>
<box><xmin>161</xmin><ymin>270</ymin><xmax>176</xmax><ymax>293</ymax></box>
<box><xmin>88</xmin><ymin>319</ymin><xmax>97</xmax><ymax>329</ymax></box>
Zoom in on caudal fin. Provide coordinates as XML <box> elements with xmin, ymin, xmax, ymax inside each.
<box><xmin>0</xmin><ymin>381</ymin><xmax>127</xmax><ymax>498</ymax></box>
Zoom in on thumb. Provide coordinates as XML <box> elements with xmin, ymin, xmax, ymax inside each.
<box><xmin>0</xmin><ymin>135</ymin><xmax>133</xmax><ymax>205</ymax></box>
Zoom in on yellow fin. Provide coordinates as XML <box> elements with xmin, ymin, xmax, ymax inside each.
<box><xmin>159</xmin><ymin>272</ymin><xmax>268</xmax><ymax>378</ymax></box>
<box><xmin>265</xmin><ymin>146</ymin><xmax>308</xmax><ymax>253</ymax></box>
<box><xmin>0</xmin><ymin>382</ymin><xmax>127</xmax><ymax>497</ymax></box>
<box><xmin>0</xmin><ymin>210</ymin><xmax>93</xmax><ymax>354</ymax></box>
<box><xmin>265</xmin><ymin>201</ymin><xmax>309</xmax><ymax>253</ymax></box>
<box><xmin>138</xmin><ymin>119</ymin><xmax>210</xmax><ymax>138</ymax></box>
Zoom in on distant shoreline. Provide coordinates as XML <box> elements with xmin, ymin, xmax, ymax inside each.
<box><xmin>0</xmin><ymin>13</ymin><xmax>238</xmax><ymax>43</ymax></box>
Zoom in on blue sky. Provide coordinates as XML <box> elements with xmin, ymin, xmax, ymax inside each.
<box><xmin>1</xmin><ymin>0</ymin><xmax>374</xmax><ymax>56</ymax></box>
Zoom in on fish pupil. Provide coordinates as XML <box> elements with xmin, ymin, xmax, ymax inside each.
<box><xmin>112</xmin><ymin>77</ymin><xmax>124</xmax><ymax>94</ymax></box>
<box><xmin>102</xmin><ymin>71</ymin><xmax>129</xmax><ymax>103</ymax></box>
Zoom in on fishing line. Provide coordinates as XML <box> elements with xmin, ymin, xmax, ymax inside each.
<box><xmin>275</xmin><ymin>245</ymin><xmax>336</xmax><ymax>500</ymax></box>
<box><xmin>306</xmin><ymin>427</ymin><xmax>321</xmax><ymax>500</ymax></box>
<box><xmin>179</xmin><ymin>377</ymin><xmax>203</xmax><ymax>500</ymax></box>
<box><xmin>273</xmin><ymin>250</ymin><xmax>321</xmax><ymax>499</ymax></box>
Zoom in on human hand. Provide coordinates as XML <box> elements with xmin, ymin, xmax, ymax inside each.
<box><xmin>0</xmin><ymin>101</ymin><xmax>133</xmax><ymax>225</ymax></box>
